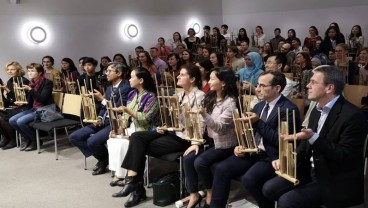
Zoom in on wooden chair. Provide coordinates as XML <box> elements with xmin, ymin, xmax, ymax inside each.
<box><xmin>284</xmin><ymin>73</ymin><xmax>294</xmax><ymax>81</ymax></box>
<box><xmin>291</xmin><ymin>98</ymin><xmax>305</xmax><ymax>122</ymax></box>
<box><xmin>343</xmin><ymin>85</ymin><xmax>368</xmax><ymax>108</ymax></box>
<box><xmin>31</xmin><ymin>93</ymin><xmax>82</xmax><ymax>160</ymax></box>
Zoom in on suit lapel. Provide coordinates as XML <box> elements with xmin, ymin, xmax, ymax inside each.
<box><xmin>318</xmin><ymin>97</ymin><xmax>344</xmax><ymax>139</ymax></box>
<box><xmin>267</xmin><ymin>96</ymin><xmax>285</xmax><ymax>122</ymax></box>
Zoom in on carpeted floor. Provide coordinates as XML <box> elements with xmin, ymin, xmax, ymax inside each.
<box><xmin>0</xmin><ymin>137</ymin><xmax>257</xmax><ymax>208</ymax></box>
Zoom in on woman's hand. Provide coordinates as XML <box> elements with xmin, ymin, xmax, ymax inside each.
<box><xmin>234</xmin><ymin>146</ymin><xmax>246</xmax><ymax>157</ymax></box>
<box><xmin>183</xmin><ymin>145</ymin><xmax>199</xmax><ymax>156</ymax></box>
<box><xmin>272</xmin><ymin>159</ymin><xmax>280</xmax><ymax>170</ymax></box>
<box><xmin>156</xmin><ymin>126</ymin><xmax>166</xmax><ymax>134</ymax></box>
<box><xmin>22</xmin><ymin>85</ymin><xmax>32</xmax><ymax>91</ymax></box>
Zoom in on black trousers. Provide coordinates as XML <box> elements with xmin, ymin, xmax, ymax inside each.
<box><xmin>121</xmin><ymin>130</ymin><xmax>190</xmax><ymax>181</ymax></box>
<box><xmin>211</xmin><ymin>152</ymin><xmax>275</xmax><ymax>208</ymax></box>
<box><xmin>183</xmin><ymin>146</ymin><xmax>234</xmax><ymax>193</ymax></box>
<box><xmin>0</xmin><ymin>107</ymin><xmax>25</xmax><ymax>143</ymax></box>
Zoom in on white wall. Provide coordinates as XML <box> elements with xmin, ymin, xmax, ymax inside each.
<box><xmin>0</xmin><ymin>0</ymin><xmax>223</xmax><ymax>78</ymax></box>
<box><xmin>222</xmin><ymin>0</ymin><xmax>368</xmax><ymax>47</ymax></box>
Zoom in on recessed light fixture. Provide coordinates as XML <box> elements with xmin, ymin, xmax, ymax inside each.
<box><xmin>125</xmin><ymin>24</ymin><xmax>138</xmax><ymax>38</ymax></box>
<box><xmin>28</xmin><ymin>26</ymin><xmax>47</xmax><ymax>43</ymax></box>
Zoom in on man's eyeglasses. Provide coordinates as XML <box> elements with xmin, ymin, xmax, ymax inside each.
<box><xmin>256</xmin><ymin>84</ymin><xmax>273</xmax><ymax>89</ymax></box>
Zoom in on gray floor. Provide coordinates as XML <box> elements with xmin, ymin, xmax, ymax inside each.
<box><xmin>0</xmin><ymin>137</ymin><xmax>257</xmax><ymax>208</ymax></box>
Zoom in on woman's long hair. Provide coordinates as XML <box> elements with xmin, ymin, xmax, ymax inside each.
<box><xmin>134</xmin><ymin>67</ymin><xmax>157</xmax><ymax>94</ymax></box>
<box><xmin>202</xmin><ymin>67</ymin><xmax>238</xmax><ymax>114</ymax></box>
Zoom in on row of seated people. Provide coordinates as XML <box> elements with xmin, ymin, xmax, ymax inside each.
<box><xmin>0</xmin><ymin>60</ymin><xmax>367</xmax><ymax>207</ymax></box>
<box><xmin>0</xmin><ymin>52</ymin><xmax>366</xmax><ymax>208</ymax></box>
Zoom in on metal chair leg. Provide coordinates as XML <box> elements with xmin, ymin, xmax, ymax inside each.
<box><xmin>36</xmin><ymin>129</ymin><xmax>40</xmax><ymax>154</ymax></box>
<box><xmin>84</xmin><ymin>156</ymin><xmax>87</xmax><ymax>170</ymax></box>
<box><xmin>54</xmin><ymin>128</ymin><xmax>58</xmax><ymax>160</ymax></box>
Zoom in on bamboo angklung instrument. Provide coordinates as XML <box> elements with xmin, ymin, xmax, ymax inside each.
<box><xmin>64</xmin><ymin>72</ymin><xmax>76</xmax><ymax>94</ymax></box>
<box><xmin>77</xmin><ymin>79</ymin><xmax>98</xmax><ymax>124</ymax></box>
<box><xmin>155</xmin><ymin>73</ymin><xmax>183</xmax><ymax>132</ymax></box>
<box><xmin>107</xmin><ymin>89</ymin><xmax>128</xmax><ymax>139</ymax></box>
<box><xmin>13</xmin><ymin>77</ymin><xmax>28</xmax><ymax>105</ymax></box>
<box><xmin>275</xmin><ymin>108</ymin><xmax>299</xmax><ymax>185</ymax></box>
<box><xmin>233</xmin><ymin>96</ymin><xmax>258</xmax><ymax>153</ymax></box>
<box><xmin>53</xmin><ymin>74</ymin><xmax>62</xmax><ymax>92</ymax></box>
<box><xmin>182</xmin><ymin>90</ymin><xmax>205</xmax><ymax>144</ymax></box>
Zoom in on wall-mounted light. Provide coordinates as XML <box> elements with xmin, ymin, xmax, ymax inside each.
<box><xmin>191</xmin><ymin>23</ymin><xmax>200</xmax><ymax>34</ymax></box>
<box><xmin>28</xmin><ymin>26</ymin><xmax>47</xmax><ymax>43</ymax></box>
<box><xmin>124</xmin><ymin>24</ymin><xmax>138</xmax><ymax>39</ymax></box>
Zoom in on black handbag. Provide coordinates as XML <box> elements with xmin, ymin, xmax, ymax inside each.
<box><xmin>152</xmin><ymin>171</ymin><xmax>181</xmax><ymax>207</ymax></box>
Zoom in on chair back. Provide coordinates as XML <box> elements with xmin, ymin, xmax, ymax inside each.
<box><xmin>291</xmin><ymin>98</ymin><xmax>305</xmax><ymax>121</ymax></box>
<box><xmin>52</xmin><ymin>92</ymin><xmax>64</xmax><ymax>109</ymax></box>
<box><xmin>343</xmin><ymin>85</ymin><xmax>368</xmax><ymax>108</ymax></box>
<box><xmin>283</xmin><ymin>73</ymin><xmax>294</xmax><ymax>80</ymax></box>
<box><xmin>62</xmin><ymin>94</ymin><xmax>82</xmax><ymax>117</ymax></box>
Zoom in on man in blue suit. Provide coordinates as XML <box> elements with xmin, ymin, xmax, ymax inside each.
<box><xmin>210</xmin><ymin>71</ymin><xmax>301</xmax><ymax>208</ymax></box>
<box><xmin>69</xmin><ymin>62</ymin><xmax>132</xmax><ymax>175</ymax></box>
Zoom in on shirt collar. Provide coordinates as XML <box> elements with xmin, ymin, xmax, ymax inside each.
<box><xmin>113</xmin><ymin>80</ymin><xmax>122</xmax><ymax>88</ymax></box>
<box><xmin>316</xmin><ymin>95</ymin><xmax>340</xmax><ymax>113</ymax></box>
<box><xmin>265</xmin><ymin>94</ymin><xmax>282</xmax><ymax>109</ymax></box>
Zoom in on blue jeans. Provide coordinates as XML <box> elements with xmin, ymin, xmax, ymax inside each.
<box><xmin>9</xmin><ymin>109</ymin><xmax>36</xmax><ymax>142</ymax></box>
<box><xmin>68</xmin><ymin>121</ymin><xmax>110</xmax><ymax>161</ymax></box>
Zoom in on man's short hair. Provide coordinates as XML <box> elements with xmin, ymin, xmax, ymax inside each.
<box><xmin>313</xmin><ymin>65</ymin><xmax>345</xmax><ymax>95</ymax></box>
<box><xmin>84</xmin><ymin>57</ymin><xmax>98</xmax><ymax>66</ymax></box>
<box><xmin>221</xmin><ymin>24</ymin><xmax>228</xmax><ymax>29</ymax></box>
<box><xmin>260</xmin><ymin>71</ymin><xmax>286</xmax><ymax>93</ymax></box>
<box><xmin>203</xmin><ymin>25</ymin><xmax>211</xmax><ymax>31</ymax></box>
<box><xmin>274</xmin><ymin>28</ymin><xmax>281</xmax><ymax>33</ymax></box>
<box><xmin>274</xmin><ymin>53</ymin><xmax>287</xmax><ymax>71</ymax></box>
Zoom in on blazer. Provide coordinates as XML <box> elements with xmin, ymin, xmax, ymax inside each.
<box><xmin>253</xmin><ymin>95</ymin><xmax>301</xmax><ymax>160</ymax></box>
<box><xmin>98</xmin><ymin>80</ymin><xmax>132</xmax><ymax>118</ymax></box>
<box><xmin>298</xmin><ymin>96</ymin><xmax>368</xmax><ymax>207</ymax></box>
<box><xmin>27</xmin><ymin>78</ymin><xmax>54</xmax><ymax>109</ymax></box>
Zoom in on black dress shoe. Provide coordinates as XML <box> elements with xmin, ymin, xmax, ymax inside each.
<box><xmin>2</xmin><ymin>142</ymin><xmax>16</xmax><ymax>150</ymax></box>
<box><xmin>92</xmin><ymin>159</ymin><xmax>108</xmax><ymax>175</ymax></box>
<box><xmin>124</xmin><ymin>183</ymin><xmax>147</xmax><ymax>207</ymax></box>
<box><xmin>110</xmin><ymin>177</ymin><xmax>125</xmax><ymax>187</ymax></box>
<box><xmin>25</xmin><ymin>145</ymin><xmax>37</xmax><ymax>152</ymax></box>
<box><xmin>20</xmin><ymin>141</ymin><xmax>31</xmax><ymax>151</ymax></box>
<box><xmin>0</xmin><ymin>138</ymin><xmax>10</xmax><ymax>148</ymax></box>
<box><xmin>112</xmin><ymin>176</ymin><xmax>138</xmax><ymax>197</ymax></box>
<box><xmin>93</xmin><ymin>161</ymin><xmax>102</xmax><ymax>172</ymax></box>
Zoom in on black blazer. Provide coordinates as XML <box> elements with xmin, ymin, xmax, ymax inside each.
<box><xmin>298</xmin><ymin>96</ymin><xmax>368</xmax><ymax>207</ymax></box>
<box><xmin>27</xmin><ymin>78</ymin><xmax>54</xmax><ymax>109</ymax></box>
<box><xmin>253</xmin><ymin>95</ymin><xmax>301</xmax><ymax>160</ymax></box>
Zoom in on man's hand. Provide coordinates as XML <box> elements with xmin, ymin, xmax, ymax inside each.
<box><xmin>156</xmin><ymin>126</ymin><xmax>166</xmax><ymax>134</ymax></box>
<box><xmin>93</xmin><ymin>89</ymin><xmax>104</xmax><ymax>101</ymax></box>
<box><xmin>244</xmin><ymin>112</ymin><xmax>260</xmax><ymax>124</ymax></box>
<box><xmin>94</xmin><ymin>118</ymin><xmax>103</xmax><ymax>127</ymax></box>
<box><xmin>283</xmin><ymin>128</ymin><xmax>314</xmax><ymax>141</ymax></box>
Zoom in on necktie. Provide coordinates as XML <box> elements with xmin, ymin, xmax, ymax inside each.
<box><xmin>255</xmin><ymin>103</ymin><xmax>269</xmax><ymax>146</ymax></box>
<box><xmin>260</xmin><ymin>103</ymin><xmax>269</xmax><ymax>122</ymax></box>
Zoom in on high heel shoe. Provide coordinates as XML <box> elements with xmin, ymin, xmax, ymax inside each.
<box><xmin>187</xmin><ymin>194</ymin><xmax>203</xmax><ymax>208</ymax></box>
<box><xmin>124</xmin><ymin>182</ymin><xmax>147</xmax><ymax>207</ymax></box>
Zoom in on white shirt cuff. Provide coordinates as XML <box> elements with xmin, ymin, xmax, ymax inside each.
<box><xmin>308</xmin><ymin>132</ymin><xmax>319</xmax><ymax>144</ymax></box>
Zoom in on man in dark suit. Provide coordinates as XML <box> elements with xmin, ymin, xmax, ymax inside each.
<box><xmin>263</xmin><ymin>65</ymin><xmax>368</xmax><ymax>208</ymax></box>
<box><xmin>69</xmin><ymin>62</ymin><xmax>132</xmax><ymax>175</ymax></box>
<box><xmin>210</xmin><ymin>71</ymin><xmax>301</xmax><ymax>208</ymax></box>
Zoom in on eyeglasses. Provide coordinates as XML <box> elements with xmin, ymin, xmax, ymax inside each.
<box><xmin>256</xmin><ymin>84</ymin><xmax>273</xmax><ymax>89</ymax></box>
<box><xmin>106</xmin><ymin>69</ymin><xmax>117</xmax><ymax>74</ymax></box>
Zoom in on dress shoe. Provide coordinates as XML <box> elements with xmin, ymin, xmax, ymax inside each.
<box><xmin>2</xmin><ymin>142</ymin><xmax>16</xmax><ymax>150</ymax></box>
<box><xmin>124</xmin><ymin>183</ymin><xmax>147</xmax><ymax>207</ymax></box>
<box><xmin>25</xmin><ymin>140</ymin><xmax>43</xmax><ymax>152</ymax></box>
<box><xmin>20</xmin><ymin>140</ymin><xmax>31</xmax><ymax>151</ymax></box>
<box><xmin>93</xmin><ymin>161</ymin><xmax>102</xmax><ymax>171</ymax></box>
<box><xmin>112</xmin><ymin>176</ymin><xmax>138</xmax><ymax>197</ymax></box>
<box><xmin>0</xmin><ymin>138</ymin><xmax>10</xmax><ymax>148</ymax></box>
<box><xmin>110</xmin><ymin>176</ymin><xmax>125</xmax><ymax>187</ymax></box>
<box><xmin>92</xmin><ymin>159</ymin><xmax>108</xmax><ymax>175</ymax></box>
